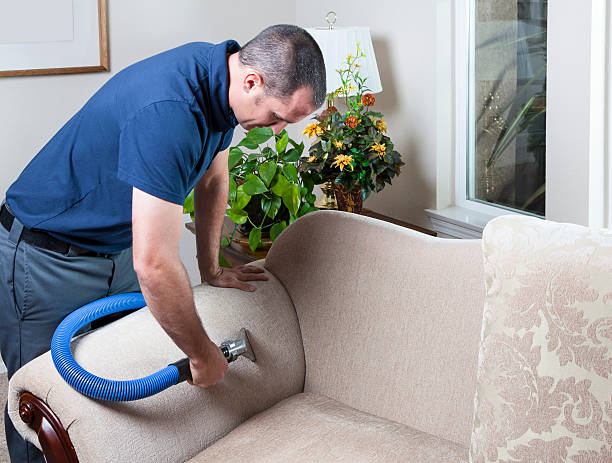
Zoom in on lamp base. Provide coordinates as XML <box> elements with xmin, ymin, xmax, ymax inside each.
<box><xmin>314</xmin><ymin>181</ymin><xmax>338</xmax><ymax>210</ymax></box>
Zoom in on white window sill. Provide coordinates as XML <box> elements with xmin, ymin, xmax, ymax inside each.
<box><xmin>424</xmin><ymin>206</ymin><xmax>498</xmax><ymax>239</ymax></box>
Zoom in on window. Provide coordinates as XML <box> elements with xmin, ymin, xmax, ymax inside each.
<box><xmin>467</xmin><ymin>0</ymin><xmax>547</xmax><ymax>217</ymax></box>
<box><xmin>429</xmin><ymin>0</ymin><xmax>608</xmax><ymax>236</ymax></box>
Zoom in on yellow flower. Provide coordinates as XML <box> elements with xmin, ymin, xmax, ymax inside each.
<box><xmin>307</xmin><ymin>155</ymin><xmax>317</xmax><ymax>162</ymax></box>
<box><xmin>370</xmin><ymin>143</ymin><xmax>387</xmax><ymax>158</ymax></box>
<box><xmin>334</xmin><ymin>140</ymin><xmax>343</xmax><ymax>149</ymax></box>
<box><xmin>331</xmin><ymin>154</ymin><xmax>354</xmax><ymax>171</ymax></box>
<box><xmin>376</xmin><ymin>119</ymin><xmax>387</xmax><ymax>132</ymax></box>
<box><xmin>302</xmin><ymin>123</ymin><xmax>324</xmax><ymax>139</ymax></box>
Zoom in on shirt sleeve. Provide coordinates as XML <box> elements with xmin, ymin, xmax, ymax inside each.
<box><xmin>117</xmin><ymin>101</ymin><xmax>204</xmax><ymax>205</ymax></box>
<box><xmin>220</xmin><ymin>129</ymin><xmax>235</xmax><ymax>151</ymax></box>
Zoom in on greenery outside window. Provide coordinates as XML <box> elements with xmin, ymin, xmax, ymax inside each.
<box><xmin>468</xmin><ymin>0</ymin><xmax>547</xmax><ymax>216</ymax></box>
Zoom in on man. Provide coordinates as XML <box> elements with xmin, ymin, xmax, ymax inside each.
<box><xmin>0</xmin><ymin>24</ymin><xmax>326</xmax><ymax>462</ymax></box>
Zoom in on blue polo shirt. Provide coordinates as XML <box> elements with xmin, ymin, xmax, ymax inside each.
<box><xmin>6</xmin><ymin>40</ymin><xmax>239</xmax><ymax>253</ymax></box>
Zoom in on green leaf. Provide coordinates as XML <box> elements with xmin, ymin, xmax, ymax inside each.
<box><xmin>237</xmin><ymin>138</ymin><xmax>259</xmax><ymax>150</ymax></box>
<box><xmin>276</xmin><ymin>131</ymin><xmax>289</xmax><ymax>154</ymax></box>
<box><xmin>219</xmin><ymin>249</ymin><xmax>232</xmax><ymax>268</ymax></box>
<box><xmin>247</xmin><ymin>152</ymin><xmax>261</xmax><ymax>162</ymax></box>
<box><xmin>282</xmin><ymin>183</ymin><xmax>301</xmax><ymax>216</ymax></box>
<box><xmin>183</xmin><ymin>189</ymin><xmax>194</xmax><ymax>215</ymax></box>
<box><xmin>259</xmin><ymin>161</ymin><xmax>277</xmax><ymax>187</ymax></box>
<box><xmin>266</xmin><ymin>196</ymin><xmax>281</xmax><ymax>219</ymax></box>
<box><xmin>228</xmin><ymin>147</ymin><xmax>244</xmax><ymax>170</ymax></box>
<box><xmin>242</xmin><ymin>173</ymin><xmax>268</xmax><ymax>195</ymax></box>
<box><xmin>249</xmin><ymin>227</ymin><xmax>262</xmax><ymax>252</ymax></box>
<box><xmin>262</xmin><ymin>147</ymin><xmax>275</xmax><ymax>158</ymax></box>
<box><xmin>247</xmin><ymin>127</ymin><xmax>274</xmax><ymax>144</ymax></box>
<box><xmin>227</xmin><ymin>208</ymin><xmax>248</xmax><ymax>224</ymax></box>
<box><xmin>306</xmin><ymin>192</ymin><xmax>317</xmax><ymax>204</ymax></box>
<box><xmin>302</xmin><ymin>174</ymin><xmax>315</xmax><ymax>194</ymax></box>
<box><xmin>234</xmin><ymin>185</ymin><xmax>251</xmax><ymax>209</ymax></box>
<box><xmin>283</xmin><ymin>164</ymin><xmax>299</xmax><ymax>183</ymax></box>
<box><xmin>228</xmin><ymin>178</ymin><xmax>237</xmax><ymax>202</ymax></box>
<box><xmin>298</xmin><ymin>203</ymin><xmax>318</xmax><ymax>217</ymax></box>
<box><xmin>220</xmin><ymin>236</ymin><xmax>230</xmax><ymax>247</ymax></box>
<box><xmin>270</xmin><ymin>221</ymin><xmax>287</xmax><ymax>242</ymax></box>
<box><xmin>260</xmin><ymin>196</ymin><xmax>272</xmax><ymax>218</ymax></box>
<box><xmin>270</xmin><ymin>173</ymin><xmax>291</xmax><ymax>196</ymax></box>
<box><xmin>282</xmin><ymin>148</ymin><xmax>301</xmax><ymax>163</ymax></box>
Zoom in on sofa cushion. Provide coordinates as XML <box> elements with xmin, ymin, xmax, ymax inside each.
<box><xmin>190</xmin><ymin>392</ymin><xmax>468</xmax><ymax>462</ymax></box>
<box><xmin>470</xmin><ymin>216</ymin><xmax>612</xmax><ymax>462</ymax></box>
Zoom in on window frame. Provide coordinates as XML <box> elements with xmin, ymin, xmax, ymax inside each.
<box><xmin>454</xmin><ymin>0</ymin><xmax>540</xmax><ymax>219</ymax></box>
<box><xmin>452</xmin><ymin>0</ymin><xmax>611</xmax><ymax>228</ymax></box>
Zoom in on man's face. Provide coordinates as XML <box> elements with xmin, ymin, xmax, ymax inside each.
<box><xmin>234</xmin><ymin>83</ymin><xmax>316</xmax><ymax>135</ymax></box>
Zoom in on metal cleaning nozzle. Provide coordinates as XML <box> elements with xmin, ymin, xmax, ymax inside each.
<box><xmin>220</xmin><ymin>328</ymin><xmax>257</xmax><ymax>363</ymax></box>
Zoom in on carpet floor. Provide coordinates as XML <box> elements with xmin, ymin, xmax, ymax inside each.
<box><xmin>1</xmin><ymin>373</ymin><xmax>8</xmax><ymax>462</ymax></box>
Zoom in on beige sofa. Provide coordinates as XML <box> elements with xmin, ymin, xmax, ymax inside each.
<box><xmin>8</xmin><ymin>210</ymin><xmax>486</xmax><ymax>462</ymax></box>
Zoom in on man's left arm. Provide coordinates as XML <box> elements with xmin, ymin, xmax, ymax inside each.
<box><xmin>193</xmin><ymin>148</ymin><xmax>268</xmax><ymax>291</ymax></box>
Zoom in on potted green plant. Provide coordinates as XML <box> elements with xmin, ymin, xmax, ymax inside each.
<box><xmin>184</xmin><ymin>127</ymin><xmax>318</xmax><ymax>263</ymax></box>
<box><xmin>299</xmin><ymin>44</ymin><xmax>404</xmax><ymax>213</ymax></box>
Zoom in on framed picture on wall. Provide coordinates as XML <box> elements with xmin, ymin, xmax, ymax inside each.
<box><xmin>0</xmin><ymin>0</ymin><xmax>108</xmax><ymax>77</ymax></box>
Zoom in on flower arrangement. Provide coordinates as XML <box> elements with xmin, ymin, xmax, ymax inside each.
<box><xmin>299</xmin><ymin>44</ymin><xmax>404</xmax><ymax>204</ymax></box>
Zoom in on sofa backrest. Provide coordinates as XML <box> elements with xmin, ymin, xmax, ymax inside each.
<box><xmin>265</xmin><ymin>210</ymin><xmax>485</xmax><ymax>447</ymax></box>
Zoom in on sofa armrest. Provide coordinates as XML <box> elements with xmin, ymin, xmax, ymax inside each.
<box><xmin>8</xmin><ymin>261</ymin><xmax>305</xmax><ymax>463</ymax></box>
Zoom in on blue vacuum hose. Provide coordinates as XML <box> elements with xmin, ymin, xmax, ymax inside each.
<box><xmin>51</xmin><ymin>292</ymin><xmax>256</xmax><ymax>402</ymax></box>
<box><xmin>51</xmin><ymin>293</ymin><xmax>187</xmax><ymax>401</ymax></box>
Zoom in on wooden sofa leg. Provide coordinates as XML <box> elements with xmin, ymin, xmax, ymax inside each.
<box><xmin>19</xmin><ymin>392</ymin><xmax>79</xmax><ymax>463</ymax></box>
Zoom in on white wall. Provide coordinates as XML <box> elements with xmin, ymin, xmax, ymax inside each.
<box><xmin>546</xmin><ymin>0</ymin><xmax>608</xmax><ymax>227</ymax></box>
<box><xmin>0</xmin><ymin>0</ymin><xmax>296</xmax><ymax>286</ymax></box>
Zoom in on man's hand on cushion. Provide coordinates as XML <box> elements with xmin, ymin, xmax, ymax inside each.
<box><xmin>204</xmin><ymin>265</ymin><xmax>269</xmax><ymax>292</ymax></box>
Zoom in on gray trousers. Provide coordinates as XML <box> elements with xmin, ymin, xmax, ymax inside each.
<box><xmin>0</xmin><ymin>209</ymin><xmax>140</xmax><ymax>462</ymax></box>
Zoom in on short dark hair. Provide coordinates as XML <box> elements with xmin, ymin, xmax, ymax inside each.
<box><xmin>239</xmin><ymin>24</ymin><xmax>326</xmax><ymax>109</ymax></box>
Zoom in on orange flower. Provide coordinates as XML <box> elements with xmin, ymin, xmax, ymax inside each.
<box><xmin>334</xmin><ymin>140</ymin><xmax>344</xmax><ymax>149</ymax></box>
<box><xmin>362</xmin><ymin>93</ymin><xmax>375</xmax><ymax>106</ymax></box>
<box><xmin>345</xmin><ymin>116</ymin><xmax>359</xmax><ymax>129</ymax></box>
<box><xmin>331</xmin><ymin>154</ymin><xmax>354</xmax><ymax>171</ymax></box>
<box><xmin>307</xmin><ymin>155</ymin><xmax>317</xmax><ymax>162</ymax></box>
<box><xmin>327</xmin><ymin>106</ymin><xmax>338</xmax><ymax>113</ymax></box>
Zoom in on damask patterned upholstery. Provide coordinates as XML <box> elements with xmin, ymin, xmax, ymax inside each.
<box><xmin>470</xmin><ymin>216</ymin><xmax>612</xmax><ymax>463</ymax></box>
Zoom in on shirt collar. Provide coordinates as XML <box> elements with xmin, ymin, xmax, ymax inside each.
<box><xmin>208</xmin><ymin>40</ymin><xmax>240</xmax><ymax>131</ymax></box>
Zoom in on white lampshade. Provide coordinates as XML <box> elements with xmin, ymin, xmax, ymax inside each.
<box><xmin>306</xmin><ymin>26</ymin><xmax>382</xmax><ymax>96</ymax></box>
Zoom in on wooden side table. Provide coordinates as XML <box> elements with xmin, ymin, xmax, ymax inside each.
<box><xmin>185</xmin><ymin>210</ymin><xmax>436</xmax><ymax>267</ymax></box>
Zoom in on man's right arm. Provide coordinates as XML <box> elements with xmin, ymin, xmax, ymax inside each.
<box><xmin>131</xmin><ymin>187</ymin><xmax>228</xmax><ymax>387</ymax></box>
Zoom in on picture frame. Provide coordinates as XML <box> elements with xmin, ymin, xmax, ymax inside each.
<box><xmin>0</xmin><ymin>0</ymin><xmax>109</xmax><ymax>77</ymax></box>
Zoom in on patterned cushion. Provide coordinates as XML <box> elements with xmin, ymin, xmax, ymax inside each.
<box><xmin>470</xmin><ymin>216</ymin><xmax>612</xmax><ymax>463</ymax></box>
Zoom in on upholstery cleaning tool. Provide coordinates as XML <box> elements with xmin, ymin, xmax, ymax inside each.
<box><xmin>51</xmin><ymin>292</ymin><xmax>256</xmax><ymax>401</ymax></box>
